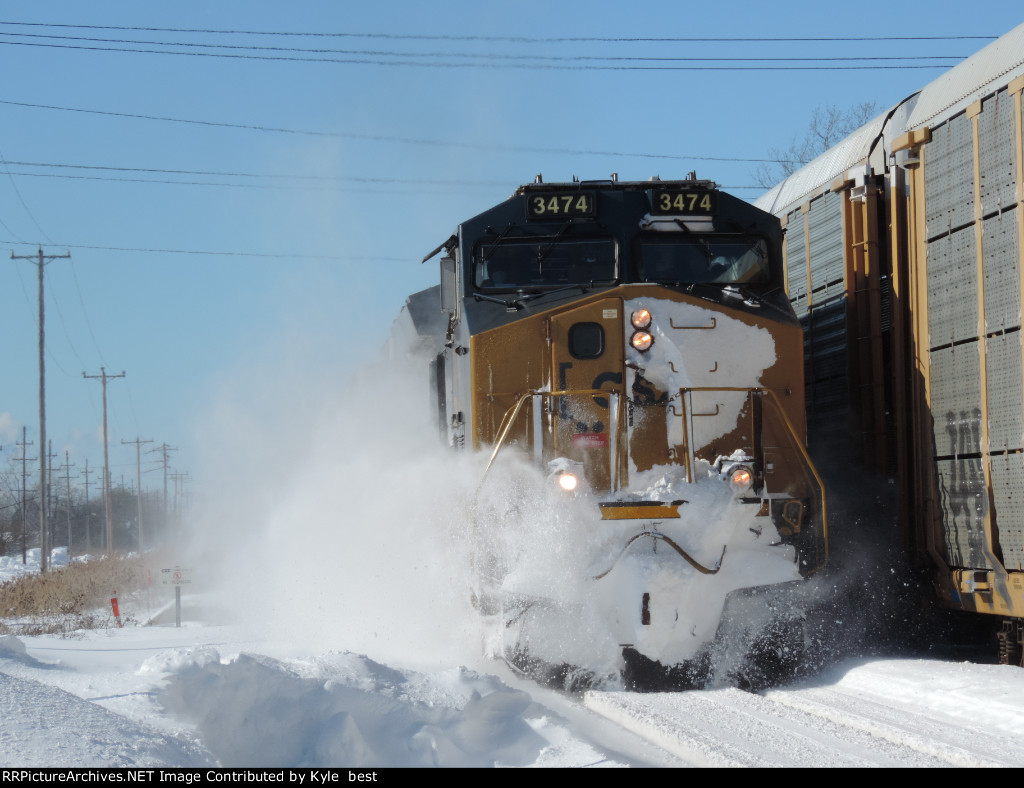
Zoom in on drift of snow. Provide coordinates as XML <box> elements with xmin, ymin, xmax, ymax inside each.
<box><xmin>4</xmin><ymin>599</ymin><xmax>1024</xmax><ymax>767</ymax></box>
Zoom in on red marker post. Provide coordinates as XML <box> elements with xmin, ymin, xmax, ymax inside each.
<box><xmin>110</xmin><ymin>596</ymin><xmax>122</xmax><ymax>628</ymax></box>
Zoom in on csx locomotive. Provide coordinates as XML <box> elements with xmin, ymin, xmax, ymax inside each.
<box><xmin>409</xmin><ymin>175</ymin><xmax>827</xmax><ymax>684</ymax></box>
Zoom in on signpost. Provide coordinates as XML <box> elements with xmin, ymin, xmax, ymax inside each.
<box><xmin>160</xmin><ymin>565</ymin><xmax>192</xmax><ymax>627</ymax></box>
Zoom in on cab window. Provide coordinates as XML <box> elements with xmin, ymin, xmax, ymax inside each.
<box><xmin>637</xmin><ymin>236</ymin><xmax>770</xmax><ymax>285</ymax></box>
<box><xmin>475</xmin><ymin>238</ymin><xmax>617</xmax><ymax>290</ymax></box>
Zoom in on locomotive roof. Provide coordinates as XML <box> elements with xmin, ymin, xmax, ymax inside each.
<box><xmin>512</xmin><ymin>177</ymin><xmax>719</xmax><ymax>195</ymax></box>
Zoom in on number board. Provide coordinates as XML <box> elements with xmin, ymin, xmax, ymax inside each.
<box><xmin>651</xmin><ymin>189</ymin><xmax>718</xmax><ymax>216</ymax></box>
<box><xmin>526</xmin><ymin>191</ymin><xmax>596</xmax><ymax>219</ymax></box>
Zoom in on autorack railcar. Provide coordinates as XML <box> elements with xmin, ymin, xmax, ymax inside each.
<box><xmin>754</xmin><ymin>21</ymin><xmax>1024</xmax><ymax>662</ymax></box>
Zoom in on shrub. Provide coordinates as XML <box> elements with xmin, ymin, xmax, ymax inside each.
<box><xmin>0</xmin><ymin>554</ymin><xmax>164</xmax><ymax>635</ymax></box>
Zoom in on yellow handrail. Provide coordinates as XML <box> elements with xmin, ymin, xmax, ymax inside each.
<box><xmin>478</xmin><ymin>385</ymin><xmax>828</xmax><ymax>565</ymax></box>
<box><xmin>479</xmin><ymin>388</ymin><xmax>622</xmax><ymax>489</ymax></box>
<box><xmin>678</xmin><ymin>386</ymin><xmax>829</xmax><ymax>564</ymax></box>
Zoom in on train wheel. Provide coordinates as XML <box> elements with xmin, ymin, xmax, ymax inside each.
<box><xmin>620</xmin><ymin>648</ymin><xmax>710</xmax><ymax>692</ymax></box>
<box><xmin>499</xmin><ymin>595</ymin><xmax>599</xmax><ymax>692</ymax></box>
<box><xmin>725</xmin><ymin>616</ymin><xmax>806</xmax><ymax>691</ymax></box>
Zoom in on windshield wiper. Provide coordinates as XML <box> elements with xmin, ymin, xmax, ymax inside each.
<box><xmin>479</xmin><ymin>223</ymin><xmax>517</xmax><ymax>265</ymax></box>
<box><xmin>473</xmin><ymin>292</ymin><xmax>524</xmax><ymax>310</ymax></box>
<box><xmin>535</xmin><ymin>220</ymin><xmax>574</xmax><ymax>266</ymax></box>
<box><xmin>671</xmin><ymin>218</ymin><xmax>718</xmax><ymax>265</ymax></box>
<box><xmin>513</xmin><ymin>282</ymin><xmax>591</xmax><ymax>308</ymax></box>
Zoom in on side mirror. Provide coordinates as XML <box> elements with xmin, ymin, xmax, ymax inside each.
<box><xmin>440</xmin><ymin>255</ymin><xmax>458</xmax><ymax>315</ymax></box>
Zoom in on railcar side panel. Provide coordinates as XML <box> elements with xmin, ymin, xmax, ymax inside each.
<box><xmin>771</xmin><ymin>48</ymin><xmax>1024</xmax><ymax>631</ymax></box>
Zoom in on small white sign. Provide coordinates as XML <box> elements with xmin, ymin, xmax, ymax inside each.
<box><xmin>602</xmin><ymin>309</ymin><xmax>618</xmax><ymax>319</ymax></box>
<box><xmin>161</xmin><ymin>566</ymin><xmax>193</xmax><ymax>586</ymax></box>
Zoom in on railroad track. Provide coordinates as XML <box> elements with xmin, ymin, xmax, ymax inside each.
<box><xmin>582</xmin><ymin>683</ymin><xmax>1024</xmax><ymax>767</ymax></box>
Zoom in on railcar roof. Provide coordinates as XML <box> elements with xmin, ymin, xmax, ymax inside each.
<box><xmin>755</xmin><ymin>21</ymin><xmax>1024</xmax><ymax>217</ymax></box>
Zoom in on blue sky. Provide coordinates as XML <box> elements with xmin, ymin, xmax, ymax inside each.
<box><xmin>0</xmin><ymin>1</ymin><xmax>1018</xmax><ymax>502</ymax></box>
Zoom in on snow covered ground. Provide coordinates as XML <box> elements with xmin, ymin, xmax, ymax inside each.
<box><xmin>5</xmin><ymin>365</ymin><xmax>1024</xmax><ymax>768</ymax></box>
<box><xmin>0</xmin><ymin>585</ymin><xmax>664</xmax><ymax>767</ymax></box>
<box><xmin>3</xmin><ymin>561</ymin><xmax>1024</xmax><ymax>768</ymax></box>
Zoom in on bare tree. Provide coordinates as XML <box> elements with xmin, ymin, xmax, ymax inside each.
<box><xmin>755</xmin><ymin>102</ymin><xmax>878</xmax><ymax>189</ymax></box>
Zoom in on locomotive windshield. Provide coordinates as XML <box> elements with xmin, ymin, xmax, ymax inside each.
<box><xmin>475</xmin><ymin>238</ymin><xmax>617</xmax><ymax>290</ymax></box>
<box><xmin>637</xmin><ymin>236</ymin><xmax>770</xmax><ymax>285</ymax></box>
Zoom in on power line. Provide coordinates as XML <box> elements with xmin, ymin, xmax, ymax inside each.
<box><xmin>0</xmin><ymin>159</ymin><xmax>512</xmax><ymax>187</ymax></box>
<box><xmin>0</xmin><ymin>39</ymin><xmax>966</xmax><ymax>70</ymax></box>
<box><xmin>0</xmin><ymin>100</ymin><xmax>792</xmax><ymax>162</ymax></box>
<box><xmin>42</xmin><ymin>267</ymin><xmax>84</xmax><ymax>378</ymax></box>
<box><xmin>0</xmin><ymin>31</ymin><xmax>972</xmax><ymax>65</ymax></box>
<box><xmin>0</xmin><ymin>166</ymin><xmax>767</xmax><ymax>195</ymax></box>
<box><xmin>0</xmin><ymin>146</ymin><xmax>52</xmax><ymax>243</ymax></box>
<box><xmin>68</xmin><ymin>258</ymin><xmax>107</xmax><ymax>368</ymax></box>
<box><xmin>0</xmin><ymin>21</ymin><xmax>999</xmax><ymax>42</ymax></box>
<box><xmin>3</xmin><ymin>239</ymin><xmax>408</xmax><ymax>261</ymax></box>
<box><xmin>2</xmin><ymin>158</ymin><xmax>507</xmax><ymax>182</ymax></box>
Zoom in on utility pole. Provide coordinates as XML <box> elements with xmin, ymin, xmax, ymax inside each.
<box><xmin>147</xmin><ymin>443</ymin><xmax>176</xmax><ymax>541</ymax></box>
<box><xmin>80</xmin><ymin>459</ymin><xmax>93</xmax><ymax>554</ymax></box>
<box><xmin>45</xmin><ymin>440</ymin><xmax>58</xmax><ymax>554</ymax></box>
<box><xmin>122</xmin><ymin>437</ymin><xmax>152</xmax><ymax>553</ymax></box>
<box><xmin>62</xmin><ymin>451</ymin><xmax>75</xmax><ymax>556</ymax></box>
<box><xmin>170</xmin><ymin>471</ymin><xmax>190</xmax><ymax>520</ymax></box>
<box><xmin>12</xmin><ymin>248</ymin><xmax>70</xmax><ymax>573</ymax></box>
<box><xmin>82</xmin><ymin>367</ymin><xmax>125</xmax><ymax>554</ymax></box>
<box><xmin>16</xmin><ymin>427</ymin><xmax>36</xmax><ymax>565</ymax></box>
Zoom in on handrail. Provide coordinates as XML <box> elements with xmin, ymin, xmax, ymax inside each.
<box><xmin>761</xmin><ymin>390</ymin><xmax>829</xmax><ymax>564</ymax></box>
<box><xmin>678</xmin><ymin>386</ymin><xmax>829</xmax><ymax>564</ymax></box>
<box><xmin>478</xmin><ymin>384</ymin><xmax>829</xmax><ymax>566</ymax></box>
<box><xmin>479</xmin><ymin>388</ymin><xmax>624</xmax><ymax>491</ymax></box>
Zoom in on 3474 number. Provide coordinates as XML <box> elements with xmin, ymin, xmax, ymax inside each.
<box><xmin>528</xmin><ymin>193</ymin><xmax>594</xmax><ymax>218</ymax></box>
<box><xmin>653</xmin><ymin>190</ymin><xmax>717</xmax><ymax>215</ymax></box>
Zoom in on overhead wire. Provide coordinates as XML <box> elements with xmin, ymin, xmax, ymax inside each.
<box><xmin>43</xmin><ymin>266</ymin><xmax>88</xmax><ymax>377</ymax></box>
<box><xmin>0</xmin><ymin>146</ymin><xmax>52</xmax><ymax>244</ymax></box>
<box><xmin>0</xmin><ymin>100</ymin><xmax>797</xmax><ymax>163</ymax></box>
<box><xmin>2</xmin><ymin>237</ymin><xmax>408</xmax><ymax>261</ymax></box>
<box><xmin>2</xmin><ymin>19</ymin><xmax>990</xmax><ymax>484</ymax></box>
<box><xmin>0</xmin><ymin>39</ymin><xmax>968</xmax><ymax>70</ymax></box>
<box><xmin>0</xmin><ymin>21</ymin><xmax>999</xmax><ymax>42</ymax></box>
<box><xmin>0</xmin><ymin>30</ymin><xmax>971</xmax><ymax>68</ymax></box>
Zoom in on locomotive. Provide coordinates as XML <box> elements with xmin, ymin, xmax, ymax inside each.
<box><xmin>407</xmin><ymin>175</ymin><xmax>828</xmax><ymax>685</ymax></box>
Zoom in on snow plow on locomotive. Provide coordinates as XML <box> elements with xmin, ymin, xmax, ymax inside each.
<box><xmin>412</xmin><ymin>176</ymin><xmax>828</xmax><ymax>687</ymax></box>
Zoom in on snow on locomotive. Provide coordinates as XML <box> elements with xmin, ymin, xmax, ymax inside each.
<box><xmin>410</xmin><ymin>176</ymin><xmax>827</xmax><ymax>686</ymax></box>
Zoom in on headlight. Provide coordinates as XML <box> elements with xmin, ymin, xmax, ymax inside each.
<box><xmin>557</xmin><ymin>473</ymin><xmax>579</xmax><ymax>492</ymax></box>
<box><xmin>630</xmin><ymin>330</ymin><xmax>653</xmax><ymax>352</ymax></box>
<box><xmin>728</xmin><ymin>466</ymin><xmax>754</xmax><ymax>492</ymax></box>
<box><xmin>631</xmin><ymin>308</ymin><xmax>652</xmax><ymax>329</ymax></box>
